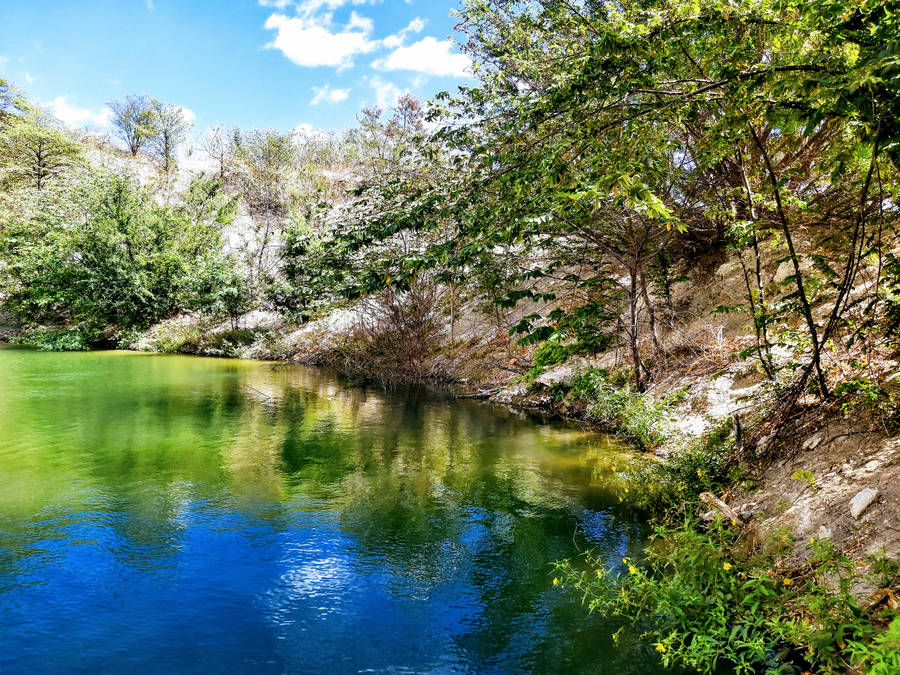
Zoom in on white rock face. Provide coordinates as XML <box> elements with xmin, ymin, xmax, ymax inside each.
<box><xmin>849</xmin><ymin>488</ymin><xmax>879</xmax><ymax>520</ymax></box>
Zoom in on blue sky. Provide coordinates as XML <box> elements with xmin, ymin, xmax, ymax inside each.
<box><xmin>0</xmin><ymin>0</ymin><xmax>470</xmax><ymax>134</ymax></box>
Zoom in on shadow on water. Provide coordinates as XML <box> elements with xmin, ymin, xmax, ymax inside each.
<box><xmin>0</xmin><ymin>350</ymin><xmax>677</xmax><ymax>673</ymax></box>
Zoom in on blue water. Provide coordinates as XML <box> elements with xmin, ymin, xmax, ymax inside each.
<box><xmin>0</xmin><ymin>350</ymin><xmax>667</xmax><ymax>673</ymax></box>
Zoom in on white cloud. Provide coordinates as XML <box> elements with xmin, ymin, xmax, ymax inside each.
<box><xmin>48</xmin><ymin>96</ymin><xmax>113</xmax><ymax>128</ymax></box>
<box><xmin>310</xmin><ymin>85</ymin><xmax>350</xmax><ymax>105</ymax></box>
<box><xmin>373</xmin><ymin>37</ymin><xmax>470</xmax><ymax>78</ymax></box>
<box><xmin>367</xmin><ymin>76</ymin><xmax>405</xmax><ymax>109</ymax></box>
<box><xmin>178</xmin><ymin>105</ymin><xmax>196</xmax><ymax>124</ymax></box>
<box><xmin>24</xmin><ymin>72</ymin><xmax>35</xmax><ymax>85</ymax></box>
<box><xmin>146</xmin><ymin>0</ymin><xmax>155</xmax><ymax>10</ymax></box>
<box><xmin>263</xmin><ymin>11</ymin><xmax>377</xmax><ymax>70</ymax></box>
<box><xmin>383</xmin><ymin>16</ymin><xmax>425</xmax><ymax>49</ymax></box>
<box><xmin>0</xmin><ymin>55</ymin><xmax>8</xmax><ymax>68</ymax></box>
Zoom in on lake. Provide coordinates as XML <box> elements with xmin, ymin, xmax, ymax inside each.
<box><xmin>0</xmin><ymin>349</ymin><xmax>670</xmax><ymax>673</ymax></box>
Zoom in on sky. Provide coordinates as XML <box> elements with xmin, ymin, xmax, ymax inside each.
<box><xmin>0</xmin><ymin>0</ymin><xmax>471</xmax><ymax>135</ymax></box>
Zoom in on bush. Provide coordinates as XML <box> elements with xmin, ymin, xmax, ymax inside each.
<box><xmin>13</xmin><ymin>328</ymin><xmax>89</xmax><ymax>352</ymax></box>
<box><xmin>567</xmin><ymin>368</ymin><xmax>671</xmax><ymax>449</ymax></box>
<box><xmin>323</xmin><ymin>283</ymin><xmax>445</xmax><ymax>386</ymax></box>
<box><xmin>554</xmin><ymin>521</ymin><xmax>899</xmax><ymax>675</ymax></box>
<box><xmin>619</xmin><ymin>418</ymin><xmax>735</xmax><ymax>515</ymax></box>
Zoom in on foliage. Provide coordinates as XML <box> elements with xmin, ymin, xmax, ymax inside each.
<box><xmin>614</xmin><ymin>418</ymin><xmax>735</xmax><ymax>514</ymax></box>
<box><xmin>0</xmin><ymin>114</ymin><xmax>83</xmax><ymax>190</ymax></box>
<box><xmin>564</xmin><ymin>368</ymin><xmax>672</xmax><ymax>449</ymax></box>
<box><xmin>108</xmin><ymin>94</ymin><xmax>157</xmax><ymax>156</ymax></box>
<box><xmin>555</xmin><ymin>521</ymin><xmax>899</xmax><ymax>675</ymax></box>
<box><xmin>12</xmin><ymin>328</ymin><xmax>90</xmax><ymax>352</ymax></box>
<box><xmin>0</xmin><ymin>172</ymin><xmax>237</xmax><ymax>344</ymax></box>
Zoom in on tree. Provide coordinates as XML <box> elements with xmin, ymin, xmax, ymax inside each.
<box><xmin>108</xmin><ymin>95</ymin><xmax>155</xmax><ymax>156</ymax></box>
<box><xmin>0</xmin><ymin>115</ymin><xmax>83</xmax><ymax>190</ymax></box>
<box><xmin>231</xmin><ymin>128</ymin><xmax>297</xmax><ymax>287</ymax></box>
<box><xmin>200</xmin><ymin>123</ymin><xmax>236</xmax><ymax>182</ymax></box>
<box><xmin>0</xmin><ymin>172</ymin><xmax>234</xmax><ymax>337</ymax></box>
<box><xmin>148</xmin><ymin>99</ymin><xmax>190</xmax><ymax>174</ymax></box>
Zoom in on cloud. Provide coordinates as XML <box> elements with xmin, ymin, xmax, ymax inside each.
<box><xmin>367</xmin><ymin>76</ymin><xmax>405</xmax><ymax>109</ymax></box>
<box><xmin>146</xmin><ymin>0</ymin><xmax>155</xmax><ymax>10</ymax></box>
<box><xmin>310</xmin><ymin>85</ymin><xmax>350</xmax><ymax>105</ymax></box>
<box><xmin>178</xmin><ymin>105</ymin><xmax>196</xmax><ymax>124</ymax></box>
<box><xmin>48</xmin><ymin>96</ymin><xmax>113</xmax><ymax>128</ymax></box>
<box><xmin>263</xmin><ymin>11</ymin><xmax>377</xmax><ymax>70</ymax></box>
<box><xmin>373</xmin><ymin>37</ymin><xmax>470</xmax><ymax>78</ymax></box>
<box><xmin>24</xmin><ymin>72</ymin><xmax>35</xmax><ymax>85</ymax></box>
<box><xmin>0</xmin><ymin>55</ymin><xmax>8</xmax><ymax>68</ymax></box>
<box><xmin>382</xmin><ymin>16</ymin><xmax>425</xmax><ymax>49</ymax></box>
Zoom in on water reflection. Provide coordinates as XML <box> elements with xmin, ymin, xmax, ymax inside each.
<box><xmin>0</xmin><ymin>350</ymin><xmax>668</xmax><ymax>673</ymax></box>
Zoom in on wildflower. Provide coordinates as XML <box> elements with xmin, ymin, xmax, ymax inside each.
<box><xmin>596</xmin><ymin>570</ymin><xmax>603</xmax><ymax>579</ymax></box>
<box><xmin>622</xmin><ymin>558</ymin><xmax>627</xmax><ymax>564</ymax></box>
<box><xmin>723</xmin><ymin>562</ymin><xmax>732</xmax><ymax>571</ymax></box>
<box><xmin>628</xmin><ymin>565</ymin><xmax>637</xmax><ymax>575</ymax></box>
<box><xmin>624</xmin><ymin>487</ymin><xmax>628</xmax><ymax>493</ymax></box>
<box><xmin>697</xmin><ymin>469</ymin><xmax>704</xmax><ymax>477</ymax></box>
<box><xmin>553</xmin><ymin>578</ymin><xmax>559</xmax><ymax>586</ymax></box>
<box><xmin>810</xmin><ymin>538</ymin><xmax>815</xmax><ymax>544</ymax></box>
<box><xmin>656</xmin><ymin>643</ymin><xmax>667</xmax><ymax>653</ymax></box>
<box><xmin>621</xmin><ymin>587</ymin><xmax>626</xmax><ymax>598</ymax></box>
<box><xmin>783</xmin><ymin>577</ymin><xmax>793</xmax><ymax>586</ymax></box>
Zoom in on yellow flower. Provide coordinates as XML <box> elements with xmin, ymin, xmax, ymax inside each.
<box><xmin>656</xmin><ymin>643</ymin><xmax>667</xmax><ymax>653</ymax></box>
<box><xmin>596</xmin><ymin>570</ymin><xmax>603</xmax><ymax>579</ymax></box>
<box><xmin>628</xmin><ymin>565</ymin><xmax>638</xmax><ymax>575</ymax></box>
<box><xmin>810</xmin><ymin>538</ymin><xmax>815</xmax><ymax>544</ymax></box>
<box><xmin>624</xmin><ymin>487</ymin><xmax>629</xmax><ymax>493</ymax></box>
<box><xmin>697</xmin><ymin>469</ymin><xmax>704</xmax><ymax>477</ymax></box>
<box><xmin>553</xmin><ymin>578</ymin><xmax>559</xmax><ymax>586</ymax></box>
<box><xmin>723</xmin><ymin>562</ymin><xmax>732</xmax><ymax>571</ymax></box>
<box><xmin>622</xmin><ymin>558</ymin><xmax>628</xmax><ymax>564</ymax></box>
<box><xmin>621</xmin><ymin>587</ymin><xmax>626</xmax><ymax>598</ymax></box>
<box><xmin>783</xmin><ymin>577</ymin><xmax>793</xmax><ymax>586</ymax></box>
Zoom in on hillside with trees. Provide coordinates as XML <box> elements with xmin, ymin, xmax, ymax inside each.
<box><xmin>2</xmin><ymin>1</ymin><xmax>899</xmax><ymax>672</ymax></box>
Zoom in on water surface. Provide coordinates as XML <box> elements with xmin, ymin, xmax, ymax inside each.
<box><xmin>0</xmin><ymin>349</ymin><xmax>667</xmax><ymax>673</ymax></box>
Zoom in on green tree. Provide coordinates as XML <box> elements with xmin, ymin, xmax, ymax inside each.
<box><xmin>108</xmin><ymin>94</ymin><xmax>156</xmax><ymax>156</ymax></box>
<box><xmin>148</xmin><ymin>99</ymin><xmax>190</xmax><ymax>174</ymax></box>
<box><xmin>0</xmin><ymin>115</ymin><xmax>83</xmax><ymax>190</ymax></box>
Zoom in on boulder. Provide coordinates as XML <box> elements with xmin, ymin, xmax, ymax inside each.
<box><xmin>849</xmin><ymin>488</ymin><xmax>879</xmax><ymax>520</ymax></box>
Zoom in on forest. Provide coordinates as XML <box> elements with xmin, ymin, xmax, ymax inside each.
<box><xmin>2</xmin><ymin>1</ymin><xmax>899</xmax><ymax>673</ymax></box>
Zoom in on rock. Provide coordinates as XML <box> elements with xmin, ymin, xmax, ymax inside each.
<box><xmin>757</xmin><ymin>434</ymin><xmax>773</xmax><ymax>453</ymax></box>
<box><xmin>802</xmin><ymin>431</ymin><xmax>826</xmax><ymax>451</ymax></box>
<box><xmin>536</xmin><ymin>364</ymin><xmax>574</xmax><ymax>387</ymax></box>
<box><xmin>716</xmin><ymin>261</ymin><xmax>738</xmax><ymax>278</ymax></box>
<box><xmin>849</xmin><ymin>488</ymin><xmax>879</xmax><ymax>520</ymax></box>
<box><xmin>817</xmin><ymin>525</ymin><xmax>833</xmax><ymax>540</ymax></box>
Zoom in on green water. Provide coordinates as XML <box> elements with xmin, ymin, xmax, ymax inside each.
<box><xmin>0</xmin><ymin>349</ymin><xmax>669</xmax><ymax>673</ymax></box>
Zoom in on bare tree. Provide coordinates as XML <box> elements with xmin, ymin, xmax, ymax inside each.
<box><xmin>200</xmin><ymin>123</ymin><xmax>235</xmax><ymax>182</ymax></box>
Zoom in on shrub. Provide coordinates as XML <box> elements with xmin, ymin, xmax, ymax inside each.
<box><xmin>567</xmin><ymin>368</ymin><xmax>671</xmax><ymax>449</ymax></box>
<box><xmin>554</xmin><ymin>521</ymin><xmax>898</xmax><ymax>675</ymax></box>
<box><xmin>13</xmin><ymin>328</ymin><xmax>89</xmax><ymax>352</ymax></box>
<box><xmin>323</xmin><ymin>283</ymin><xmax>445</xmax><ymax>386</ymax></box>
